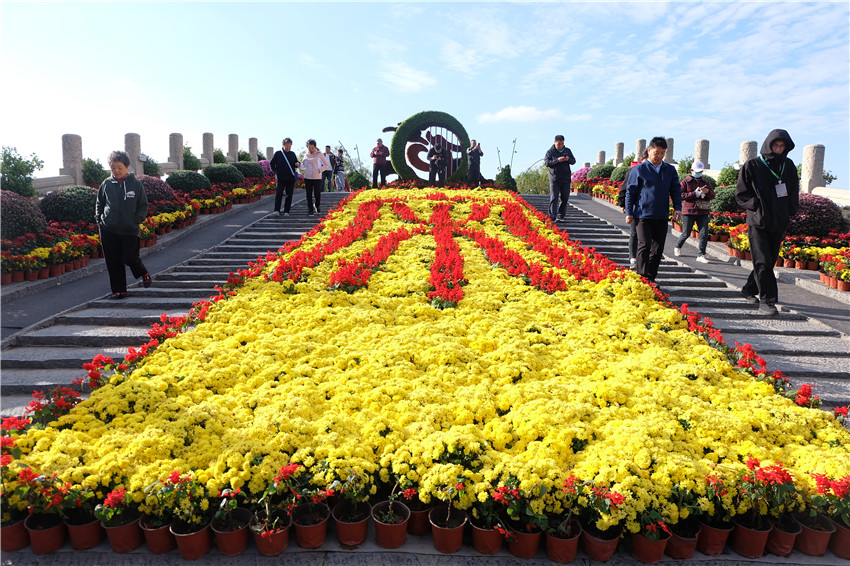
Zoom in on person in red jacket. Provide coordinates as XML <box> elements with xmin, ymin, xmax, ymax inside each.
<box><xmin>370</xmin><ymin>138</ymin><xmax>390</xmax><ymax>187</ymax></box>
<box><xmin>673</xmin><ymin>161</ymin><xmax>715</xmax><ymax>263</ymax></box>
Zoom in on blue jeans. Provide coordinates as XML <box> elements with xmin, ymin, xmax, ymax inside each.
<box><xmin>675</xmin><ymin>214</ymin><xmax>709</xmax><ymax>255</ymax></box>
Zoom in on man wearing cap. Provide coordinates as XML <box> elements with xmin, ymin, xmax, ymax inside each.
<box><xmin>673</xmin><ymin>161</ymin><xmax>715</xmax><ymax>263</ymax></box>
<box><xmin>736</xmin><ymin>129</ymin><xmax>800</xmax><ymax>316</ymax></box>
<box><xmin>370</xmin><ymin>138</ymin><xmax>390</xmax><ymax>187</ymax></box>
<box><xmin>269</xmin><ymin>138</ymin><xmax>300</xmax><ymax>216</ymax></box>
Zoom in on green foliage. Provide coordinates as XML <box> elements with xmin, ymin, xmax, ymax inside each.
<box><xmin>716</xmin><ymin>164</ymin><xmax>740</xmax><ymax>187</ymax></box>
<box><xmin>796</xmin><ymin>163</ymin><xmax>838</xmax><ymax>186</ymax></box>
<box><xmin>710</xmin><ymin>185</ymin><xmax>740</xmax><ymax>214</ymax></box>
<box><xmin>39</xmin><ymin>185</ymin><xmax>97</xmax><ymax>223</ymax></box>
<box><xmin>231</xmin><ymin>161</ymin><xmax>264</xmax><ymax>180</ymax></box>
<box><xmin>516</xmin><ymin>165</ymin><xmax>549</xmax><ymax>194</ymax></box>
<box><xmin>610</xmin><ymin>165</ymin><xmax>630</xmax><ymax>183</ymax></box>
<box><xmin>1</xmin><ymin>146</ymin><xmax>43</xmax><ymax>197</ymax></box>
<box><xmin>587</xmin><ymin>164</ymin><xmax>615</xmax><ymax>179</ymax></box>
<box><xmin>495</xmin><ymin>165</ymin><xmax>517</xmax><ymax>192</ymax></box>
<box><xmin>237</xmin><ymin>150</ymin><xmax>252</xmax><ymax>162</ymax></box>
<box><xmin>1</xmin><ymin>190</ymin><xmax>48</xmax><ymax>239</ymax></box>
<box><xmin>182</xmin><ymin>146</ymin><xmax>202</xmax><ymax>171</ymax></box>
<box><xmin>203</xmin><ymin>164</ymin><xmax>244</xmax><ymax>185</ymax></box>
<box><xmin>390</xmin><ymin>111</ymin><xmax>470</xmax><ymax>181</ymax></box>
<box><xmin>677</xmin><ymin>155</ymin><xmax>694</xmax><ymax>177</ymax></box>
<box><xmin>143</xmin><ymin>156</ymin><xmax>162</xmax><ymax>177</ymax></box>
<box><xmin>213</xmin><ymin>149</ymin><xmax>227</xmax><ymax>164</ymax></box>
<box><xmin>166</xmin><ymin>170</ymin><xmax>211</xmax><ymax>194</ymax></box>
<box><xmin>623</xmin><ymin>153</ymin><xmax>636</xmax><ymax>164</ymax></box>
<box><xmin>346</xmin><ymin>169</ymin><xmax>370</xmax><ymax>190</ymax></box>
<box><xmin>257</xmin><ymin>151</ymin><xmax>267</xmax><ymax>161</ymax></box>
<box><xmin>82</xmin><ymin>158</ymin><xmax>110</xmax><ymax>186</ymax></box>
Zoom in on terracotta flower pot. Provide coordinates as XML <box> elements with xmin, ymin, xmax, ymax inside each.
<box><xmin>838</xmin><ymin>280</ymin><xmax>850</xmax><ymax>292</ymax></box>
<box><xmin>406</xmin><ymin>506</ymin><xmax>432</xmax><ymax>535</ymax></box>
<box><xmin>49</xmin><ymin>264</ymin><xmax>65</xmax><ymax>277</ymax></box>
<box><xmin>211</xmin><ymin>508</ymin><xmax>251</xmax><ymax>556</ymax></box>
<box><xmin>1</xmin><ymin>518</ymin><xmax>29</xmax><ymax>551</ymax></box>
<box><xmin>793</xmin><ymin>512</ymin><xmax>835</xmax><ymax>556</ymax></box>
<box><xmin>795</xmin><ymin>259</ymin><xmax>807</xmax><ymax>270</ymax></box>
<box><xmin>38</xmin><ymin>267</ymin><xmax>50</xmax><ymax>279</ymax></box>
<box><xmin>508</xmin><ymin>527</ymin><xmax>542</xmax><ymax>559</ymax></box>
<box><xmin>766</xmin><ymin>515</ymin><xmax>801</xmax><ymax>556</ymax></box>
<box><xmin>371</xmin><ymin>501</ymin><xmax>409</xmax><ymax>549</ymax></box>
<box><xmin>829</xmin><ymin>276</ymin><xmax>839</xmax><ymax>289</ymax></box>
<box><xmin>24</xmin><ymin>269</ymin><xmax>38</xmax><ymax>281</ymax></box>
<box><xmin>697</xmin><ymin>519</ymin><xmax>732</xmax><ymax>555</ymax></box>
<box><xmin>250</xmin><ymin>509</ymin><xmax>290</xmax><ymax>556</ymax></box>
<box><xmin>545</xmin><ymin>521</ymin><xmax>581</xmax><ymax>564</ymax></box>
<box><xmin>709</xmin><ymin>234</ymin><xmax>719</xmax><ymax>242</ymax></box>
<box><xmin>293</xmin><ymin>502</ymin><xmax>330</xmax><ymax>549</ymax></box>
<box><xmin>1</xmin><ymin>272</ymin><xmax>12</xmax><ymax>285</ymax></box>
<box><xmin>580</xmin><ymin>525</ymin><xmax>621</xmax><ymax>561</ymax></box>
<box><xmin>24</xmin><ymin>513</ymin><xmax>66</xmax><ymax>555</ymax></box>
<box><xmin>103</xmin><ymin>516</ymin><xmax>143</xmax><ymax>553</ymax></box>
<box><xmin>665</xmin><ymin>524</ymin><xmax>700</xmax><ymax>559</ymax></box>
<box><xmin>829</xmin><ymin>517</ymin><xmax>850</xmax><ymax>559</ymax></box>
<box><xmin>730</xmin><ymin>516</ymin><xmax>771</xmax><ymax>558</ymax></box>
<box><xmin>332</xmin><ymin>501</ymin><xmax>371</xmax><ymax>547</ymax></box>
<box><xmin>784</xmin><ymin>258</ymin><xmax>795</xmax><ymax>268</ymax></box>
<box><xmin>471</xmin><ymin>522</ymin><xmax>503</xmax><ymax>554</ymax></box>
<box><xmin>631</xmin><ymin>531</ymin><xmax>669</xmax><ymax>564</ymax></box>
<box><xmin>775</xmin><ymin>257</ymin><xmax>784</xmax><ymax>267</ymax></box>
<box><xmin>65</xmin><ymin>517</ymin><xmax>105</xmax><ymax>550</ymax></box>
<box><xmin>170</xmin><ymin>522</ymin><xmax>212</xmax><ymax>560</ymax></box>
<box><xmin>428</xmin><ymin>505</ymin><xmax>467</xmax><ymax>554</ymax></box>
<box><xmin>11</xmin><ymin>270</ymin><xmax>24</xmax><ymax>283</ymax></box>
<box><xmin>141</xmin><ymin>519</ymin><xmax>176</xmax><ymax>554</ymax></box>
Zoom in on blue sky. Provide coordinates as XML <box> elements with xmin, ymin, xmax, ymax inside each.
<box><xmin>2</xmin><ymin>1</ymin><xmax>848</xmax><ymax>186</ymax></box>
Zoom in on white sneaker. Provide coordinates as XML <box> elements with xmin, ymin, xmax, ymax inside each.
<box><xmin>629</xmin><ymin>258</ymin><xmax>637</xmax><ymax>269</ymax></box>
<box><xmin>696</xmin><ymin>254</ymin><xmax>709</xmax><ymax>263</ymax></box>
<box><xmin>283</xmin><ymin>212</ymin><xmax>290</xmax><ymax>217</ymax></box>
<box><xmin>673</xmin><ymin>247</ymin><xmax>682</xmax><ymax>257</ymax></box>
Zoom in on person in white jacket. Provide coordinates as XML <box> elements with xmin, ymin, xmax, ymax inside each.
<box><xmin>301</xmin><ymin>139</ymin><xmax>330</xmax><ymax>216</ymax></box>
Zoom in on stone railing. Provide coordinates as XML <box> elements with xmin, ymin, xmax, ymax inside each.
<box><xmin>589</xmin><ymin>138</ymin><xmax>830</xmax><ymax>195</ymax></box>
<box><xmin>30</xmin><ymin>132</ymin><xmax>271</xmax><ymax>195</ymax></box>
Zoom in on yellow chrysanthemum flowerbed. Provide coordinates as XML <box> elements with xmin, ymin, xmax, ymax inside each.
<box><xmin>8</xmin><ymin>188</ymin><xmax>850</xmax><ymax>534</ymax></box>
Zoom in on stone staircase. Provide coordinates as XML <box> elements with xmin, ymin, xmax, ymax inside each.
<box><xmin>522</xmin><ymin>194</ymin><xmax>849</xmax><ymax>408</ymax></box>
<box><xmin>0</xmin><ymin>194</ymin><xmax>349</xmax><ymax>415</ymax></box>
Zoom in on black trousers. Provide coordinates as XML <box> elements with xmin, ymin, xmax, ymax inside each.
<box><xmin>742</xmin><ymin>226</ymin><xmax>784</xmax><ymax>303</ymax></box>
<box><xmin>548</xmin><ymin>179</ymin><xmax>570</xmax><ymax>219</ymax></box>
<box><xmin>635</xmin><ymin>218</ymin><xmax>668</xmax><ymax>282</ymax></box>
<box><xmin>100</xmin><ymin>227</ymin><xmax>147</xmax><ymax>294</ymax></box>
<box><xmin>304</xmin><ymin>179</ymin><xmax>322</xmax><ymax>212</ymax></box>
<box><xmin>429</xmin><ymin>167</ymin><xmax>446</xmax><ymax>187</ymax></box>
<box><xmin>372</xmin><ymin>163</ymin><xmax>387</xmax><ymax>187</ymax></box>
<box><xmin>467</xmin><ymin>164</ymin><xmax>481</xmax><ymax>186</ymax></box>
<box><xmin>274</xmin><ymin>177</ymin><xmax>296</xmax><ymax>213</ymax></box>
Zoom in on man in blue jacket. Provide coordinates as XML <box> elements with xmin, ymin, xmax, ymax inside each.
<box><xmin>625</xmin><ymin>137</ymin><xmax>682</xmax><ymax>282</ymax></box>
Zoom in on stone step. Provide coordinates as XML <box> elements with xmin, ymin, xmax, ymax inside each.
<box><xmin>153</xmin><ymin>279</ymin><xmax>223</xmax><ymax>287</ymax></box>
<box><xmin>660</xmin><ymin>288</ymin><xmax>741</xmax><ymax>298</ymax></box>
<box><xmin>0</xmin><ymin>368</ymin><xmax>87</xmax><ymax>394</ymax></box>
<box><xmin>54</xmin><ymin>308</ymin><xmax>189</xmax><ymax>326</ymax></box>
<box><xmin>121</xmin><ymin>289</ymin><xmax>214</xmax><ymax>299</ymax></box>
<box><xmin>15</xmin><ymin>325</ymin><xmax>150</xmax><ymax>347</ymax></box>
<box><xmin>1</xmin><ymin>346</ymin><xmax>130</xmax><ymax>369</ymax></box>
<box><xmin>88</xmin><ymin>297</ymin><xmax>205</xmax><ymax>310</ymax></box>
<box><xmin>711</xmin><ymin>317</ymin><xmax>837</xmax><ymax>333</ymax></box>
<box><xmin>682</xmin><ymin>308</ymin><xmax>809</xmax><ymax>321</ymax></box>
<box><xmin>184</xmin><ymin>260</ymin><xmax>251</xmax><ymax>268</ymax></box>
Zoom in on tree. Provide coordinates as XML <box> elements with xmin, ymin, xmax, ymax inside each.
<box><xmin>183</xmin><ymin>146</ymin><xmax>202</xmax><ymax>171</ymax></box>
<box><xmin>516</xmin><ymin>165</ymin><xmax>548</xmax><ymax>194</ymax></box>
<box><xmin>495</xmin><ymin>165</ymin><xmax>517</xmax><ymax>192</ymax></box>
<box><xmin>82</xmin><ymin>158</ymin><xmax>109</xmax><ymax>186</ymax></box>
<box><xmin>1</xmin><ymin>146</ymin><xmax>43</xmax><ymax>197</ymax></box>
<box><xmin>213</xmin><ymin>148</ymin><xmax>227</xmax><ymax>164</ymax></box>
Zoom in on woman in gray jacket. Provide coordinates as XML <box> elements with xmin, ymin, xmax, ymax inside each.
<box><xmin>95</xmin><ymin>150</ymin><xmax>151</xmax><ymax>299</ymax></box>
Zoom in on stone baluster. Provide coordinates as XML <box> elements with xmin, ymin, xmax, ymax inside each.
<box><xmin>59</xmin><ymin>134</ymin><xmax>83</xmax><ymax>185</ymax></box>
<box><xmin>695</xmin><ymin>139</ymin><xmax>709</xmax><ymax>169</ymax></box>
<box><xmin>740</xmin><ymin>141</ymin><xmax>757</xmax><ymax>166</ymax></box>
<box><xmin>801</xmin><ymin>144</ymin><xmax>825</xmax><ymax>194</ymax></box>
<box><xmin>125</xmin><ymin>133</ymin><xmax>143</xmax><ymax>176</ymax></box>
<box><xmin>266</xmin><ymin>146</ymin><xmax>274</xmax><ymax>161</ymax></box>
<box><xmin>614</xmin><ymin>142</ymin><xmax>624</xmax><ymax>167</ymax></box>
<box><xmin>596</xmin><ymin>151</ymin><xmax>605</xmax><ymax>166</ymax></box>
<box><xmin>228</xmin><ymin>134</ymin><xmax>238</xmax><ymax>162</ymax></box>
<box><xmin>664</xmin><ymin>137</ymin><xmax>675</xmax><ymax>163</ymax></box>
<box><xmin>635</xmin><ymin>139</ymin><xmax>646</xmax><ymax>160</ymax></box>
<box><xmin>201</xmin><ymin>133</ymin><xmax>214</xmax><ymax>167</ymax></box>
<box><xmin>169</xmin><ymin>133</ymin><xmax>184</xmax><ymax>170</ymax></box>
<box><xmin>249</xmin><ymin>138</ymin><xmax>258</xmax><ymax>162</ymax></box>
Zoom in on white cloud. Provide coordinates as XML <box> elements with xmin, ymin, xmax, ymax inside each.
<box><xmin>477</xmin><ymin>106</ymin><xmax>563</xmax><ymax>123</ymax></box>
<box><xmin>376</xmin><ymin>62</ymin><xmax>437</xmax><ymax>93</ymax></box>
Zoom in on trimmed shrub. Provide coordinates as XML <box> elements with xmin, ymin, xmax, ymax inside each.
<box><xmin>213</xmin><ymin>149</ymin><xmax>227</xmax><ymax>164</ymax></box>
<box><xmin>571</xmin><ymin>166</ymin><xmax>591</xmax><ymax>182</ymax></box>
<box><xmin>1</xmin><ymin>146</ymin><xmax>43</xmax><ymax>197</ymax></box>
<box><xmin>203</xmin><ymin>164</ymin><xmax>244</xmax><ymax>185</ymax></box>
<box><xmin>610</xmin><ymin>166</ymin><xmax>630</xmax><ymax>183</ymax></box>
<box><xmin>231</xmin><ymin>161</ymin><xmax>264</xmax><ymax>180</ymax></box>
<box><xmin>182</xmin><ymin>146</ymin><xmax>202</xmax><ymax>171</ymax></box>
<box><xmin>166</xmin><ymin>170</ymin><xmax>211</xmax><ymax>194</ymax></box>
<box><xmin>237</xmin><ymin>150</ymin><xmax>252</xmax><ymax>162</ymax></box>
<box><xmin>587</xmin><ymin>164</ymin><xmax>615</xmax><ymax>179</ymax></box>
<box><xmin>346</xmin><ymin>170</ymin><xmax>370</xmax><ymax>191</ymax></box>
<box><xmin>1</xmin><ymin>190</ymin><xmax>48</xmax><ymax>239</ymax></box>
<box><xmin>716</xmin><ymin>164</ymin><xmax>739</xmax><ymax>187</ymax></box>
<box><xmin>143</xmin><ymin>157</ymin><xmax>162</xmax><ymax>177</ymax></box>
<box><xmin>138</xmin><ymin>175</ymin><xmax>175</xmax><ymax>202</ymax></box>
<box><xmin>39</xmin><ymin>185</ymin><xmax>97</xmax><ymax>224</ymax></box>
<box><xmin>82</xmin><ymin>158</ymin><xmax>109</xmax><ymax>186</ymax></box>
<box><xmin>710</xmin><ymin>185</ymin><xmax>739</xmax><ymax>214</ymax></box>
<box><xmin>787</xmin><ymin>193</ymin><xmax>843</xmax><ymax>237</ymax></box>
<box><xmin>495</xmin><ymin>165</ymin><xmax>517</xmax><ymax>192</ymax></box>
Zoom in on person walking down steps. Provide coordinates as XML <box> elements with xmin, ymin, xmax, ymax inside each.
<box><xmin>673</xmin><ymin>160</ymin><xmax>715</xmax><ymax>263</ymax></box>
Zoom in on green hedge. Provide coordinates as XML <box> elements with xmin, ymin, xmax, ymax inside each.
<box><xmin>203</xmin><ymin>164</ymin><xmax>244</xmax><ymax>185</ymax></box>
<box><xmin>166</xmin><ymin>170</ymin><xmax>211</xmax><ymax>194</ymax></box>
<box><xmin>39</xmin><ymin>185</ymin><xmax>97</xmax><ymax>224</ymax></box>
<box><xmin>587</xmin><ymin>164</ymin><xmax>615</xmax><ymax>179</ymax></box>
<box><xmin>230</xmin><ymin>161</ymin><xmax>264</xmax><ymax>180</ymax></box>
<box><xmin>710</xmin><ymin>185</ymin><xmax>739</xmax><ymax>213</ymax></box>
<box><xmin>1</xmin><ymin>190</ymin><xmax>48</xmax><ymax>240</ymax></box>
<box><xmin>389</xmin><ymin>111</ymin><xmax>470</xmax><ymax>182</ymax></box>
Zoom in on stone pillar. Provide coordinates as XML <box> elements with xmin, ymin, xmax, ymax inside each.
<box><xmin>583</xmin><ymin>162</ymin><xmax>591</xmax><ymax>168</ymax></box>
<box><xmin>695</xmin><ymin>139</ymin><xmax>710</xmax><ymax>169</ymax></box>
<box><xmin>249</xmin><ymin>138</ymin><xmax>258</xmax><ymax>162</ymax></box>
<box><xmin>664</xmin><ymin>137</ymin><xmax>675</xmax><ymax>163</ymax></box>
<box><xmin>228</xmin><ymin>134</ymin><xmax>238</xmax><ymax>162</ymax></box>
<box><xmin>169</xmin><ymin>133</ymin><xmax>184</xmax><ymax>170</ymax></box>
<box><xmin>801</xmin><ymin>144</ymin><xmax>825</xmax><ymax>194</ymax></box>
<box><xmin>59</xmin><ymin>134</ymin><xmax>83</xmax><ymax>185</ymax></box>
<box><xmin>740</xmin><ymin>141</ymin><xmax>757</xmax><ymax>166</ymax></box>
<box><xmin>614</xmin><ymin>142</ymin><xmax>624</xmax><ymax>166</ymax></box>
<box><xmin>124</xmin><ymin>133</ymin><xmax>143</xmax><ymax>177</ymax></box>
<box><xmin>201</xmin><ymin>132</ymin><xmax>214</xmax><ymax>167</ymax></box>
<box><xmin>266</xmin><ymin>146</ymin><xmax>274</xmax><ymax>161</ymax></box>
<box><xmin>596</xmin><ymin>151</ymin><xmax>605</xmax><ymax>166</ymax></box>
<box><xmin>636</xmin><ymin>139</ymin><xmax>646</xmax><ymax>160</ymax></box>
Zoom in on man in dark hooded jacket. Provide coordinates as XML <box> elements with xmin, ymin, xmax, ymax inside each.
<box><xmin>736</xmin><ymin>129</ymin><xmax>800</xmax><ymax>315</ymax></box>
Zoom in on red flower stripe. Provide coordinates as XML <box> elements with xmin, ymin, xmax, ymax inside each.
<box><xmin>427</xmin><ymin>203</ymin><xmax>467</xmax><ymax>307</ymax></box>
<box><xmin>329</xmin><ymin>225</ymin><xmax>426</xmax><ymax>291</ymax></box>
